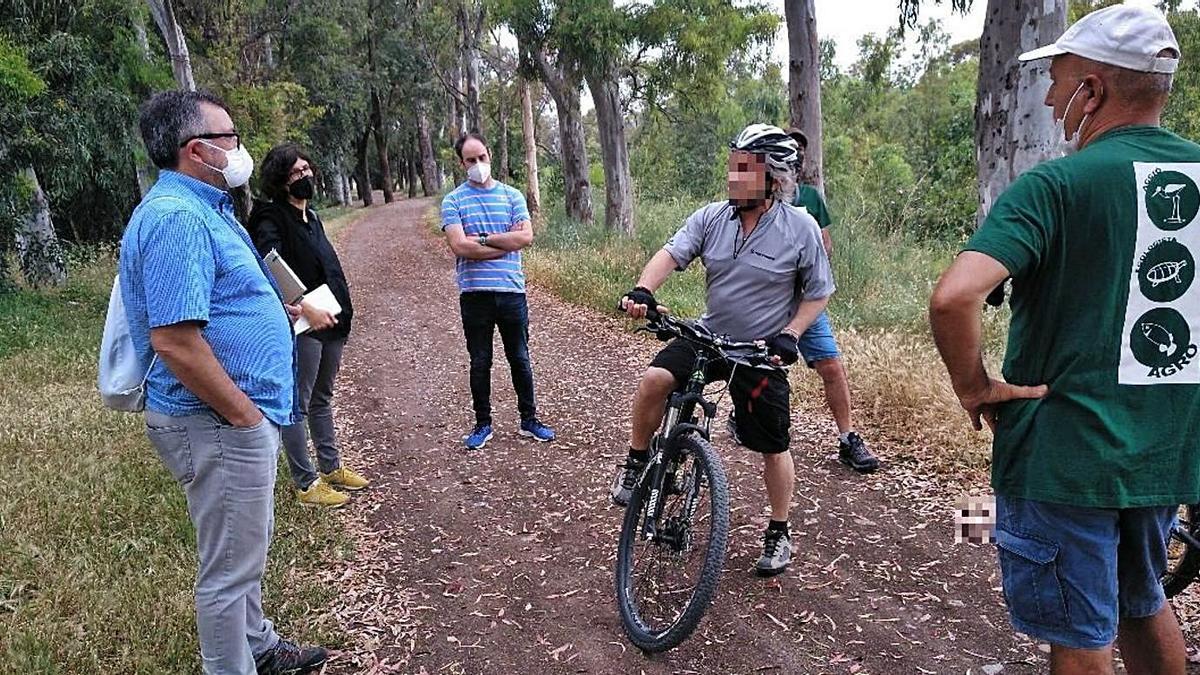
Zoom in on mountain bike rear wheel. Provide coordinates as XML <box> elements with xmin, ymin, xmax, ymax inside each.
<box><xmin>614</xmin><ymin>432</ymin><xmax>729</xmax><ymax>652</ymax></box>
<box><xmin>1163</xmin><ymin>503</ymin><xmax>1200</xmax><ymax>598</ymax></box>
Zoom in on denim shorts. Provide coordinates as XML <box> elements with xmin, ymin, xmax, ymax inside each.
<box><xmin>995</xmin><ymin>495</ymin><xmax>1176</xmax><ymax>649</ymax></box>
<box><xmin>797</xmin><ymin>310</ymin><xmax>841</xmax><ymax>366</ymax></box>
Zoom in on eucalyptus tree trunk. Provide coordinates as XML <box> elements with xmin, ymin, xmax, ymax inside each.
<box><xmin>132</xmin><ymin>20</ymin><xmax>157</xmax><ymax>196</ymax></box>
<box><xmin>785</xmin><ymin>0</ymin><xmax>824</xmax><ymax>192</ymax></box>
<box><xmin>16</xmin><ymin>167</ymin><xmax>66</xmax><ymax>287</ymax></box>
<box><xmin>145</xmin><ymin>0</ymin><xmax>196</xmax><ymax>91</ymax></box>
<box><xmin>458</xmin><ymin>0</ymin><xmax>485</xmax><ymax>134</ymax></box>
<box><xmin>533</xmin><ymin>51</ymin><xmax>592</xmax><ymax>224</ymax></box>
<box><xmin>975</xmin><ymin>0</ymin><xmax>1067</xmax><ymax>225</ymax></box>
<box><xmin>355</xmin><ymin>129</ymin><xmax>374</xmax><ymax>206</ymax></box>
<box><xmin>586</xmin><ymin>70</ymin><xmax>634</xmax><ymax>233</ymax></box>
<box><xmin>497</xmin><ymin>95</ymin><xmax>510</xmax><ymax>181</ymax></box>
<box><xmin>417</xmin><ymin>106</ymin><xmax>439</xmax><ymax>197</ymax></box>
<box><xmin>521</xmin><ymin>78</ymin><xmax>541</xmax><ymax>223</ymax></box>
<box><xmin>407</xmin><ymin>132</ymin><xmax>420</xmax><ymax>198</ymax></box>
<box><xmin>368</xmin><ymin>31</ymin><xmax>395</xmax><ymax>203</ymax></box>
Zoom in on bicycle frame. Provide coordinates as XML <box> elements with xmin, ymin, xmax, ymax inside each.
<box><xmin>639</xmin><ymin>351</ymin><xmax>719</xmax><ymax>543</ymax></box>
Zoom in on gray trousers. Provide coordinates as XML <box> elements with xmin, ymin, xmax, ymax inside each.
<box><xmin>281</xmin><ymin>335</ymin><xmax>346</xmax><ymax>489</ymax></box>
<box><xmin>145</xmin><ymin>409</ymin><xmax>280</xmax><ymax>674</ymax></box>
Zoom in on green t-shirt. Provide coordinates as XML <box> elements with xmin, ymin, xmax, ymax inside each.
<box><xmin>792</xmin><ymin>184</ymin><xmax>833</xmax><ymax>229</ymax></box>
<box><xmin>966</xmin><ymin>125</ymin><xmax>1200</xmax><ymax>508</ymax></box>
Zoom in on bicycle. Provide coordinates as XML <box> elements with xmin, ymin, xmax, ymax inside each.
<box><xmin>613</xmin><ymin>308</ymin><xmax>781</xmax><ymax>653</ymax></box>
<box><xmin>1162</xmin><ymin>504</ymin><xmax>1200</xmax><ymax>597</ymax></box>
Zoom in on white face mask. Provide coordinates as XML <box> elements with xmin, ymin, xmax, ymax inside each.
<box><xmin>1052</xmin><ymin>81</ymin><xmax>1091</xmax><ymax>157</ymax></box>
<box><xmin>467</xmin><ymin>162</ymin><xmax>491</xmax><ymax>185</ymax></box>
<box><xmin>199</xmin><ymin>140</ymin><xmax>255</xmax><ymax>189</ymax></box>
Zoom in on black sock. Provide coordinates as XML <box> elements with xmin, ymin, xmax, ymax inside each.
<box><xmin>628</xmin><ymin>447</ymin><xmax>649</xmax><ymax>463</ymax></box>
<box><xmin>768</xmin><ymin>519</ymin><xmax>789</xmax><ymax>534</ymax></box>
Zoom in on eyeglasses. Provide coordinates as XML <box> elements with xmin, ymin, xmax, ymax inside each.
<box><xmin>289</xmin><ymin>165</ymin><xmax>313</xmax><ymax>180</ymax></box>
<box><xmin>179</xmin><ymin>132</ymin><xmax>240</xmax><ymax>148</ymax></box>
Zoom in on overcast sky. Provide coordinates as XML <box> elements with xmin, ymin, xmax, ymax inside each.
<box><xmin>768</xmin><ymin>0</ymin><xmax>988</xmax><ymax>70</ymax></box>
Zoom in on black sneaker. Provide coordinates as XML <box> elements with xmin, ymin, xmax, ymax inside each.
<box><xmin>610</xmin><ymin>457</ymin><xmax>647</xmax><ymax>507</ymax></box>
<box><xmin>838</xmin><ymin>431</ymin><xmax>879</xmax><ymax>473</ymax></box>
<box><xmin>255</xmin><ymin>639</ymin><xmax>328</xmax><ymax>675</ymax></box>
<box><xmin>755</xmin><ymin>529</ymin><xmax>792</xmax><ymax>576</ymax></box>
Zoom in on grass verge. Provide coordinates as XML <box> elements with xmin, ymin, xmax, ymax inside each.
<box><xmin>0</xmin><ymin>215</ymin><xmax>368</xmax><ymax>671</ymax></box>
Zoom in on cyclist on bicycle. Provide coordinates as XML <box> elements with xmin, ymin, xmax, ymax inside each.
<box><xmin>614</xmin><ymin>123</ymin><xmax>835</xmax><ymax>576</ymax></box>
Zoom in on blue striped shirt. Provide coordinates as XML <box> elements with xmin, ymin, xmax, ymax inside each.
<box><xmin>440</xmin><ymin>181</ymin><xmax>530</xmax><ymax>293</ymax></box>
<box><xmin>118</xmin><ymin>171</ymin><xmax>298</xmax><ymax>425</ymax></box>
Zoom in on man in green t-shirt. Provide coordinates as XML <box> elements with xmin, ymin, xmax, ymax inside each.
<box><xmin>783</xmin><ymin>128</ymin><xmax>879</xmax><ymax>473</ymax></box>
<box><xmin>930</xmin><ymin>6</ymin><xmax>1193</xmax><ymax>673</ymax></box>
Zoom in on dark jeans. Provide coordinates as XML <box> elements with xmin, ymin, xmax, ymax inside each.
<box><xmin>460</xmin><ymin>291</ymin><xmax>537</xmax><ymax>426</ymax></box>
<box><xmin>281</xmin><ymin>335</ymin><xmax>345</xmax><ymax>489</ymax></box>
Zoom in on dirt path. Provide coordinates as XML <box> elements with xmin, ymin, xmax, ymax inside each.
<box><xmin>320</xmin><ymin>197</ymin><xmax>1050</xmax><ymax>674</ymax></box>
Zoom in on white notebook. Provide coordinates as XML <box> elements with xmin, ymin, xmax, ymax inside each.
<box><xmin>293</xmin><ymin>284</ymin><xmax>342</xmax><ymax>335</ymax></box>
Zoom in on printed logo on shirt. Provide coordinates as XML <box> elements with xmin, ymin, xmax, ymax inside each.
<box><xmin>1136</xmin><ymin>238</ymin><xmax>1194</xmax><ymax>302</ymax></box>
<box><xmin>1120</xmin><ymin>163</ymin><xmax>1200</xmax><ymax>384</ymax></box>
<box><xmin>1145</xmin><ymin>169</ymin><xmax>1200</xmax><ymax>231</ymax></box>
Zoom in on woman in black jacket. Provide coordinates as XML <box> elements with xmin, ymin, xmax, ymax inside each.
<box><xmin>248</xmin><ymin>143</ymin><xmax>368</xmax><ymax>507</ymax></box>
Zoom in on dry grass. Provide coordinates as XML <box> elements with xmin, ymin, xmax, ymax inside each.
<box><xmin>0</xmin><ymin>204</ymin><xmax>369</xmax><ymax>673</ymax></box>
<box><xmin>789</xmin><ymin>325</ymin><xmax>1006</xmax><ymax>480</ymax></box>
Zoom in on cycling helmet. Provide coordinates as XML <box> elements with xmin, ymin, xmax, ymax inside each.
<box><xmin>730</xmin><ymin>123</ymin><xmax>799</xmax><ymax>171</ymax></box>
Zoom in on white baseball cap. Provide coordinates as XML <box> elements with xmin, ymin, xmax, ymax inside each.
<box><xmin>1018</xmin><ymin>3</ymin><xmax>1180</xmax><ymax>74</ymax></box>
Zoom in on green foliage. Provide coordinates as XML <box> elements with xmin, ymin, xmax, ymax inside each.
<box><xmin>0</xmin><ymin>37</ymin><xmax>44</xmax><ymax>101</ymax></box>
<box><xmin>1163</xmin><ymin>9</ymin><xmax>1200</xmax><ymax>140</ymax></box>
<box><xmin>0</xmin><ymin>0</ymin><xmax>171</xmax><ymax>290</ymax></box>
<box><xmin>823</xmin><ymin>23</ymin><xmax>979</xmax><ymax>241</ymax></box>
<box><xmin>223</xmin><ymin>81</ymin><xmax>325</xmax><ymax>180</ymax></box>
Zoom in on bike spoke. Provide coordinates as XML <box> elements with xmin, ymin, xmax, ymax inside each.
<box><xmin>624</xmin><ymin>453</ymin><xmax>716</xmax><ymax>635</ymax></box>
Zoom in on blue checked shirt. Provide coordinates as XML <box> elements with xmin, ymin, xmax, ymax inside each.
<box><xmin>440</xmin><ymin>181</ymin><xmax>530</xmax><ymax>293</ymax></box>
<box><xmin>119</xmin><ymin>171</ymin><xmax>298</xmax><ymax>425</ymax></box>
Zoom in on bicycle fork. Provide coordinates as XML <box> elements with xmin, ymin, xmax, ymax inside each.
<box><xmin>641</xmin><ymin>405</ymin><xmax>684</xmax><ymax>541</ymax></box>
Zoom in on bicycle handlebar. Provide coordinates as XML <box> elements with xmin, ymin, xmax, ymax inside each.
<box><xmin>617</xmin><ymin>300</ymin><xmax>780</xmax><ymax>369</ymax></box>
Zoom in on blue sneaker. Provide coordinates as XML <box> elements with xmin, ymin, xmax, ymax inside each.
<box><xmin>464</xmin><ymin>424</ymin><xmax>493</xmax><ymax>450</ymax></box>
<box><xmin>518</xmin><ymin>418</ymin><xmax>556</xmax><ymax>442</ymax></box>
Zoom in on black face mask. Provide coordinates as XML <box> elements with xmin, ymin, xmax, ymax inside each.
<box><xmin>288</xmin><ymin>176</ymin><xmax>314</xmax><ymax>200</ymax></box>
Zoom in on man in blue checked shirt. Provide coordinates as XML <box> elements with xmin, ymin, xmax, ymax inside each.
<box><xmin>118</xmin><ymin>91</ymin><xmax>327</xmax><ymax>675</ymax></box>
<box><xmin>441</xmin><ymin>132</ymin><xmax>556</xmax><ymax>450</ymax></box>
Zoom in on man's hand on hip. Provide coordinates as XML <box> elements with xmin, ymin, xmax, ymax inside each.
<box><xmin>958</xmin><ymin>378</ymin><xmax>1049</xmax><ymax>432</ymax></box>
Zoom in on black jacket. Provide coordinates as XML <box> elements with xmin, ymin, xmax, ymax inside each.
<box><xmin>247</xmin><ymin>199</ymin><xmax>353</xmax><ymax>339</ymax></box>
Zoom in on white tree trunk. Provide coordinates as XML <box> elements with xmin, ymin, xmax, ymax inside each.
<box><xmin>417</xmin><ymin>105</ymin><xmax>439</xmax><ymax>197</ymax></box>
<box><xmin>459</xmin><ymin>1</ymin><xmax>485</xmax><ymax>135</ymax></box>
<box><xmin>786</xmin><ymin>0</ymin><xmax>824</xmax><ymax>192</ymax></box>
<box><xmin>145</xmin><ymin>0</ymin><xmax>196</xmax><ymax>91</ymax></box>
<box><xmin>586</xmin><ymin>70</ymin><xmax>635</xmax><ymax>234</ymax></box>
<box><xmin>16</xmin><ymin>167</ymin><xmax>66</xmax><ymax>287</ymax></box>
<box><xmin>533</xmin><ymin>50</ymin><xmax>592</xmax><ymax>224</ymax></box>
<box><xmin>975</xmin><ymin>0</ymin><xmax>1067</xmax><ymax>225</ymax></box>
<box><xmin>521</xmin><ymin>78</ymin><xmax>542</xmax><ymax>223</ymax></box>
<box><xmin>132</xmin><ymin>20</ymin><xmax>157</xmax><ymax>196</ymax></box>
<box><xmin>498</xmin><ymin>91</ymin><xmax>510</xmax><ymax>181</ymax></box>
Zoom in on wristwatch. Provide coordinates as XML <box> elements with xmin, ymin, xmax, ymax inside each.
<box><xmin>477</xmin><ymin>233</ymin><xmax>490</xmax><ymax>247</ymax></box>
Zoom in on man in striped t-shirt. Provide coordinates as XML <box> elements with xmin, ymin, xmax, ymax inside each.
<box><xmin>441</xmin><ymin>132</ymin><xmax>556</xmax><ymax>449</ymax></box>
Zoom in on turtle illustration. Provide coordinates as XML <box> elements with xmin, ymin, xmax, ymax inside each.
<box><xmin>1147</xmin><ymin>259</ymin><xmax>1189</xmax><ymax>287</ymax></box>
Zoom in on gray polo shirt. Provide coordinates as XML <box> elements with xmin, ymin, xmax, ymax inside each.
<box><xmin>664</xmin><ymin>200</ymin><xmax>835</xmax><ymax>342</ymax></box>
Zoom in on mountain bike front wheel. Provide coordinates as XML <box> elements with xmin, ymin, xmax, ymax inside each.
<box><xmin>614</xmin><ymin>432</ymin><xmax>729</xmax><ymax>653</ymax></box>
<box><xmin>1163</xmin><ymin>503</ymin><xmax>1200</xmax><ymax>598</ymax></box>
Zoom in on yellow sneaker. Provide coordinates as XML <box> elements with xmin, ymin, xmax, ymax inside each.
<box><xmin>321</xmin><ymin>467</ymin><xmax>369</xmax><ymax>491</ymax></box>
<box><xmin>297</xmin><ymin>478</ymin><xmax>350</xmax><ymax>508</ymax></box>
